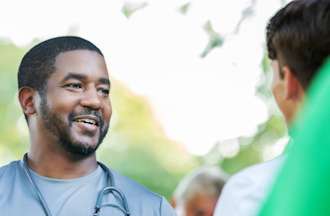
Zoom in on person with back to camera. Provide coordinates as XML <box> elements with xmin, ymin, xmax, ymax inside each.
<box><xmin>214</xmin><ymin>1</ymin><xmax>330</xmax><ymax>215</ymax></box>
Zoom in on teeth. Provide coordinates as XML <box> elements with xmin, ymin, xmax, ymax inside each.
<box><xmin>76</xmin><ymin>119</ymin><xmax>97</xmax><ymax>125</ymax></box>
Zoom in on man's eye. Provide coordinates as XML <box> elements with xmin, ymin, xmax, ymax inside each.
<box><xmin>99</xmin><ymin>88</ymin><xmax>110</xmax><ymax>96</ymax></box>
<box><xmin>65</xmin><ymin>83</ymin><xmax>82</xmax><ymax>89</ymax></box>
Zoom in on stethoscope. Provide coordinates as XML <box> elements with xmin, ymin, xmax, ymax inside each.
<box><xmin>22</xmin><ymin>153</ymin><xmax>131</xmax><ymax>216</ymax></box>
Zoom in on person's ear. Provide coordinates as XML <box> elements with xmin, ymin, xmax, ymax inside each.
<box><xmin>18</xmin><ymin>87</ymin><xmax>37</xmax><ymax>116</ymax></box>
<box><xmin>283</xmin><ymin>66</ymin><xmax>304</xmax><ymax>100</ymax></box>
<box><xmin>170</xmin><ymin>198</ymin><xmax>177</xmax><ymax>208</ymax></box>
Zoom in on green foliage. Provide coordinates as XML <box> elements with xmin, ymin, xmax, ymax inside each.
<box><xmin>178</xmin><ymin>2</ymin><xmax>191</xmax><ymax>15</ymax></box>
<box><xmin>200</xmin><ymin>21</ymin><xmax>224</xmax><ymax>58</ymax></box>
<box><xmin>0</xmin><ymin>42</ymin><xmax>28</xmax><ymax>161</ymax></box>
<box><xmin>214</xmin><ymin>115</ymin><xmax>286</xmax><ymax>174</ymax></box>
<box><xmin>122</xmin><ymin>2</ymin><xmax>148</xmax><ymax>18</ymax></box>
<box><xmin>99</xmin><ymin>80</ymin><xmax>198</xmax><ymax>198</ymax></box>
<box><xmin>221</xmin><ymin>145</ymin><xmax>262</xmax><ymax>174</ymax></box>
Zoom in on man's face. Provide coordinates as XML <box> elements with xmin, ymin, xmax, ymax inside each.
<box><xmin>271</xmin><ymin>60</ymin><xmax>297</xmax><ymax>124</ymax></box>
<box><xmin>38</xmin><ymin>49</ymin><xmax>111</xmax><ymax>157</ymax></box>
<box><xmin>184</xmin><ymin>194</ymin><xmax>218</xmax><ymax>216</ymax></box>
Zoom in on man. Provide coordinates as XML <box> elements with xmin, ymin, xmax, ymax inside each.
<box><xmin>0</xmin><ymin>36</ymin><xmax>176</xmax><ymax>216</ymax></box>
<box><xmin>214</xmin><ymin>0</ymin><xmax>330</xmax><ymax>215</ymax></box>
<box><xmin>171</xmin><ymin>166</ymin><xmax>227</xmax><ymax>216</ymax></box>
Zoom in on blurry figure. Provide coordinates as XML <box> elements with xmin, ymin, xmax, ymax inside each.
<box><xmin>214</xmin><ymin>0</ymin><xmax>330</xmax><ymax>216</ymax></box>
<box><xmin>172</xmin><ymin>166</ymin><xmax>227</xmax><ymax>216</ymax></box>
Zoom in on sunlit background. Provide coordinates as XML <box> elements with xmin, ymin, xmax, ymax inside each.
<box><xmin>0</xmin><ymin>0</ymin><xmax>290</xmax><ymax>198</ymax></box>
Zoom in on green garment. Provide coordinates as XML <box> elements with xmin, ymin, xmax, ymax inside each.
<box><xmin>258</xmin><ymin>59</ymin><xmax>330</xmax><ymax>216</ymax></box>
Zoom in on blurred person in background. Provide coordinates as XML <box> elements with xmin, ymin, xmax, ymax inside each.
<box><xmin>171</xmin><ymin>166</ymin><xmax>227</xmax><ymax>216</ymax></box>
<box><xmin>0</xmin><ymin>36</ymin><xmax>175</xmax><ymax>216</ymax></box>
<box><xmin>214</xmin><ymin>0</ymin><xmax>330</xmax><ymax>216</ymax></box>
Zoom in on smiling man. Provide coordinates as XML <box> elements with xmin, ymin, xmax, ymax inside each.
<box><xmin>0</xmin><ymin>36</ymin><xmax>176</xmax><ymax>216</ymax></box>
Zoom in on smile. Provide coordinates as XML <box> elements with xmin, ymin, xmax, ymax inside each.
<box><xmin>76</xmin><ymin>119</ymin><xmax>98</xmax><ymax>126</ymax></box>
<box><xmin>73</xmin><ymin>115</ymin><xmax>100</xmax><ymax>127</ymax></box>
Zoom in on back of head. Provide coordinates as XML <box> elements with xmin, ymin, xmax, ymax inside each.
<box><xmin>267</xmin><ymin>0</ymin><xmax>330</xmax><ymax>89</ymax></box>
<box><xmin>173</xmin><ymin>166</ymin><xmax>227</xmax><ymax>208</ymax></box>
<box><xmin>18</xmin><ymin>36</ymin><xmax>103</xmax><ymax>93</ymax></box>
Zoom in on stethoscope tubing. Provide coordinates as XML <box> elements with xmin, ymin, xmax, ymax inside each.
<box><xmin>22</xmin><ymin>154</ymin><xmax>130</xmax><ymax>216</ymax></box>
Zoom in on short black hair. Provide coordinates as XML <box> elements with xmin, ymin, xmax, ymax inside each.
<box><xmin>266</xmin><ymin>0</ymin><xmax>330</xmax><ymax>89</ymax></box>
<box><xmin>18</xmin><ymin>36</ymin><xmax>104</xmax><ymax>92</ymax></box>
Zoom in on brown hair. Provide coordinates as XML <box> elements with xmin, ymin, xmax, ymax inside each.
<box><xmin>267</xmin><ymin>0</ymin><xmax>330</xmax><ymax>89</ymax></box>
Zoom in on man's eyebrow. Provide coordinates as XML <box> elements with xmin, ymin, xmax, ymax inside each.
<box><xmin>61</xmin><ymin>73</ymin><xmax>110</xmax><ymax>86</ymax></box>
<box><xmin>62</xmin><ymin>73</ymin><xmax>86</xmax><ymax>82</ymax></box>
<box><xmin>99</xmin><ymin>78</ymin><xmax>111</xmax><ymax>87</ymax></box>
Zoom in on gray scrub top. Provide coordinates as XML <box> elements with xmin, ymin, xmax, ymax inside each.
<box><xmin>0</xmin><ymin>160</ymin><xmax>176</xmax><ymax>216</ymax></box>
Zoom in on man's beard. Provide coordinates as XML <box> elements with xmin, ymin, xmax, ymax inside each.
<box><xmin>39</xmin><ymin>95</ymin><xmax>109</xmax><ymax>158</ymax></box>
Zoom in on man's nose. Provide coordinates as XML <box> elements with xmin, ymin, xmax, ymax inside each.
<box><xmin>80</xmin><ymin>87</ymin><xmax>102</xmax><ymax>110</ymax></box>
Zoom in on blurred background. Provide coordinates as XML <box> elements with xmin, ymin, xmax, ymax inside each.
<box><xmin>0</xmin><ymin>0</ymin><xmax>290</xmax><ymax>199</ymax></box>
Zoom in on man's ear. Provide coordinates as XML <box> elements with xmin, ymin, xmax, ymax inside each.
<box><xmin>283</xmin><ymin>66</ymin><xmax>304</xmax><ymax>100</ymax></box>
<box><xmin>18</xmin><ymin>87</ymin><xmax>37</xmax><ymax>116</ymax></box>
<box><xmin>170</xmin><ymin>198</ymin><xmax>177</xmax><ymax>208</ymax></box>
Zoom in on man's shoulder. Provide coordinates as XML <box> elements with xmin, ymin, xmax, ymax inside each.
<box><xmin>0</xmin><ymin>160</ymin><xmax>21</xmax><ymax>191</ymax></box>
<box><xmin>0</xmin><ymin>160</ymin><xmax>20</xmax><ymax>178</ymax></box>
<box><xmin>111</xmin><ymin>169</ymin><xmax>175</xmax><ymax>215</ymax></box>
<box><xmin>112</xmin><ymin>169</ymin><xmax>162</xmax><ymax>200</ymax></box>
<box><xmin>223</xmin><ymin>156</ymin><xmax>285</xmax><ymax>196</ymax></box>
<box><xmin>230</xmin><ymin>156</ymin><xmax>285</xmax><ymax>185</ymax></box>
<box><xmin>213</xmin><ymin>156</ymin><xmax>285</xmax><ymax>216</ymax></box>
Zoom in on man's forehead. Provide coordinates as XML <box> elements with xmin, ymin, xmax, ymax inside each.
<box><xmin>54</xmin><ymin>49</ymin><xmax>105</xmax><ymax>66</ymax></box>
<box><xmin>52</xmin><ymin>49</ymin><xmax>109</xmax><ymax>80</ymax></box>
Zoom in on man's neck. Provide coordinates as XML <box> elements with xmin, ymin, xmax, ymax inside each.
<box><xmin>26</xmin><ymin>150</ymin><xmax>98</xmax><ymax>179</ymax></box>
